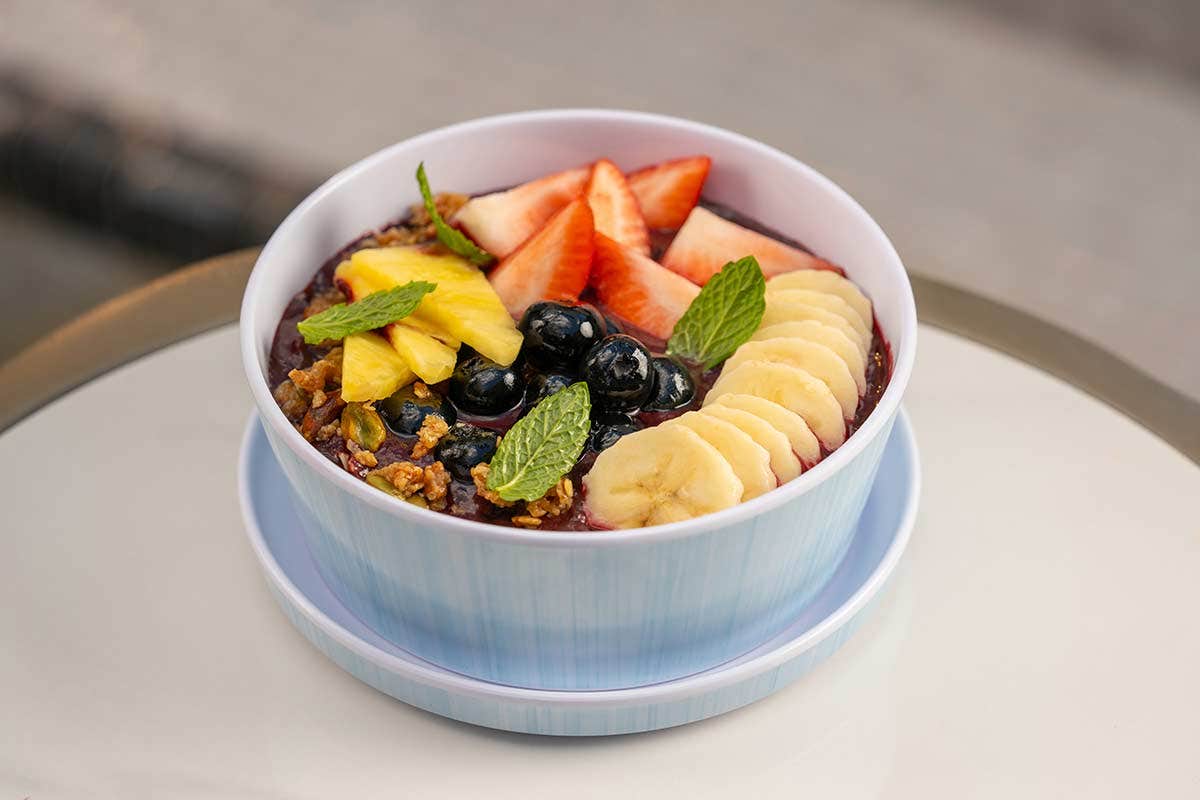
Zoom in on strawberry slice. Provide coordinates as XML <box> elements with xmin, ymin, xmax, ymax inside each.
<box><xmin>591</xmin><ymin>232</ymin><xmax>699</xmax><ymax>341</ymax></box>
<box><xmin>627</xmin><ymin>155</ymin><xmax>711</xmax><ymax>229</ymax></box>
<box><xmin>661</xmin><ymin>207</ymin><xmax>837</xmax><ymax>285</ymax></box>
<box><xmin>488</xmin><ymin>197</ymin><xmax>595</xmax><ymax>318</ymax></box>
<box><xmin>453</xmin><ymin>166</ymin><xmax>589</xmax><ymax>258</ymax></box>
<box><xmin>585</xmin><ymin>159</ymin><xmax>650</xmax><ymax>255</ymax></box>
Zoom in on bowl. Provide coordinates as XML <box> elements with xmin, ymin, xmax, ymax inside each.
<box><xmin>240</xmin><ymin>109</ymin><xmax>917</xmax><ymax>691</ymax></box>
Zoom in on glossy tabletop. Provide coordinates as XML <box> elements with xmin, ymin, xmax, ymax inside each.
<box><xmin>2</xmin><ymin>262</ymin><xmax>1199</xmax><ymax>797</ymax></box>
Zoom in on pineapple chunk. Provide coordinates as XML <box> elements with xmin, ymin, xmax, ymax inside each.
<box><xmin>344</xmin><ymin>248</ymin><xmax>523</xmax><ymax>366</ymax></box>
<box><xmin>335</xmin><ymin>256</ymin><xmax>461</xmax><ymax>380</ymax></box>
<box><xmin>392</xmin><ymin>314</ymin><xmax>460</xmax><ymax>349</ymax></box>
<box><xmin>342</xmin><ymin>331</ymin><xmax>415</xmax><ymax>402</ymax></box>
<box><xmin>385</xmin><ymin>322</ymin><xmax>456</xmax><ymax>384</ymax></box>
<box><xmin>334</xmin><ymin>258</ymin><xmax>462</xmax><ymax>349</ymax></box>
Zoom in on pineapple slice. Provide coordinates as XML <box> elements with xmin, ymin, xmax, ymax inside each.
<box><xmin>385</xmin><ymin>322</ymin><xmax>456</xmax><ymax>384</ymax></box>
<box><xmin>392</xmin><ymin>314</ymin><xmax>460</xmax><ymax>349</ymax></box>
<box><xmin>335</xmin><ymin>257</ymin><xmax>461</xmax><ymax>382</ymax></box>
<box><xmin>343</xmin><ymin>248</ymin><xmax>523</xmax><ymax>366</ymax></box>
<box><xmin>342</xmin><ymin>331</ymin><xmax>415</xmax><ymax>402</ymax></box>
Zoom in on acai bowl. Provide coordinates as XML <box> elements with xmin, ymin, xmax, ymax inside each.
<box><xmin>240</xmin><ymin>110</ymin><xmax>916</xmax><ymax>690</ymax></box>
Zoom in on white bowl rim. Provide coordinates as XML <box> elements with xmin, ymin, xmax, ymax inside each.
<box><xmin>240</xmin><ymin>108</ymin><xmax>917</xmax><ymax>547</ymax></box>
<box><xmin>237</xmin><ymin>407</ymin><xmax>920</xmax><ymax>705</ymax></box>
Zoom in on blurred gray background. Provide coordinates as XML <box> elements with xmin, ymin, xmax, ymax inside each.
<box><xmin>2</xmin><ymin>0</ymin><xmax>1198</xmax><ymax>398</ymax></box>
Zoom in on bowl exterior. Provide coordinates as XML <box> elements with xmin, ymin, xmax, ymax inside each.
<box><xmin>261</xmin><ymin>409</ymin><xmax>895</xmax><ymax>689</ymax></box>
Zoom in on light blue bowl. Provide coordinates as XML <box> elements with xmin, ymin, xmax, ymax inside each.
<box><xmin>240</xmin><ymin>110</ymin><xmax>917</xmax><ymax>690</ymax></box>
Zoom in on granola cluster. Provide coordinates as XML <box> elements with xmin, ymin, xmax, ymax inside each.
<box><xmin>470</xmin><ymin>463</ymin><xmax>574</xmax><ymax>528</ymax></box>
<box><xmin>362</xmin><ymin>193</ymin><xmax>469</xmax><ymax>248</ymax></box>
<box><xmin>367</xmin><ymin>461</ymin><xmax>453</xmax><ymax>510</ymax></box>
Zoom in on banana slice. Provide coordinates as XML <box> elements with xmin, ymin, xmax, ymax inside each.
<box><xmin>710</xmin><ymin>394</ymin><xmax>821</xmax><ymax>467</ymax></box>
<box><xmin>767</xmin><ymin>289</ymin><xmax>870</xmax><ymax>347</ymax></box>
<box><xmin>760</xmin><ymin>295</ymin><xmax>869</xmax><ymax>358</ymax></box>
<box><xmin>705</xmin><ymin>360</ymin><xmax>846</xmax><ymax>450</ymax></box>
<box><xmin>583</xmin><ymin>424</ymin><xmax>743</xmax><ymax>529</ymax></box>
<box><xmin>767</xmin><ymin>271</ymin><xmax>872</xmax><ymax>331</ymax></box>
<box><xmin>724</xmin><ymin>339</ymin><xmax>858</xmax><ymax>419</ymax></box>
<box><xmin>751</xmin><ymin>321</ymin><xmax>866</xmax><ymax>394</ymax></box>
<box><xmin>669</xmin><ymin>411</ymin><xmax>777</xmax><ymax>500</ymax></box>
<box><xmin>701</xmin><ymin>405</ymin><xmax>802</xmax><ymax>483</ymax></box>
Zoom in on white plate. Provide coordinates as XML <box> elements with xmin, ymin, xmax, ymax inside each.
<box><xmin>238</xmin><ymin>409</ymin><xmax>920</xmax><ymax>736</ymax></box>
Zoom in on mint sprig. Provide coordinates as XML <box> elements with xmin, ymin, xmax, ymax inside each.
<box><xmin>667</xmin><ymin>256</ymin><xmax>766</xmax><ymax>369</ymax></box>
<box><xmin>296</xmin><ymin>281</ymin><xmax>436</xmax><ymax>344</ymax></box>
<box><xmin>416</xmin><ymin>162</ymin><xmax>495</xmax><ymax>266</ymax></box>
<box><xmin>486</xmin><ymin>382</ymin><xmax>591</xmax><ymax>502</ymax></box>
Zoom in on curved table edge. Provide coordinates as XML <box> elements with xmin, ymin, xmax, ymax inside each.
<box><xmin>1</xmin><ymin>252</ymin><xmax>1197</xmax><ymax>467</ymax></box>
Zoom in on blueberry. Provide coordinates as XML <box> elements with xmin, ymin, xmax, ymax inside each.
<box><xmin>526</xmin><ymin>372</ymin><xmax>574</xmax><ymax>404</ymax></box>
<box><xmin>602</xmin><ymin>314</ymin><xmax>624</xmax><ymax>336</ymax></box>
<box><xmin>581</xmin><ymin>334</ymin><xmax>654</xmax><ymax>412</ymax></box>
<box><xmin>449</xmin><ymin>355</ymin><xmax>524</xmax><ymax>416</ymax></box>
<box><xmin>518</xmin><ymin>301</ymin><xmax>605</xmax><ymax>371</ymax></box>
<box><xmin>378</xmin><ymin>384</ymin><xmax>457</xmax><ymax>435</ymax></box>
<box><xmin>590</xmin><ymin>413</ymin><xmax>642</xmax><ymax>451</ymax></box>
<box><xmin>644</xmin><ymin>356</ymin><xmax>696</xmax><ymax>411</ymax></box>
<box><xmin>435</xmin><ymin>423</ymin><xmax>500</xmax><ymax>480</ymax></box>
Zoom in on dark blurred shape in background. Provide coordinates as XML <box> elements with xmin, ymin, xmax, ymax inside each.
<box><xmin>0</xmin><ymin>0</ymin><xmax>1197</xmax><ymax>397</ymax></box>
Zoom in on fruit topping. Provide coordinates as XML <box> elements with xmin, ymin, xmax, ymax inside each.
<box><xmin>766</xmin><ymin>270</ymin><xmax>873</xmax><ymax>331</ymax></box>
<box><xmin>590</xmin><ymin>233</ymin><xmax>699</xmax><ymax>341</ymax></box>
<box><xmin>759</xmin><ymin>293</ymin><xmax>869</xmax><ymax>358</ymax></box>
<box><xmin>341</xmin><ymin>331</ymin><xmax>415</xmax><ymax>402</ymax></box>
<box><xmin>661</xmin><ymin>207</ymin><xmax>836</xmax><ymax>285</ymax></box>
<box><xmin>583</xmin><ymin>424</ymin><xmax>743</xmax><ymax>528</ymax></box>
<box><xmin>668</xmin><ymin>411</ymin><xmax>776</xmax><ymax>501</ymax></box>
<box><xmin>581</xmin><ymin>334</ymin><xmax>654</xmax><ymax>412</ymax></box>
<box><xmin>724</xmin><ymin>338</ymin><xmax>858</xmax><ymax>419</ymax></box>
<box><xmin>484</xmin><ymin>382</ymin><xmax>592</xmax><ymax>502</ymax></box>
<box><xmin>488</xmin><ymin>197</ymin><xmax>595</xmax><ymax>319</ymax></box>
<box><xmin>436</xmin><ymin>423</ymin><xmax>502</xmax><ymax>480</ymax></box>
<box><xmin>585</xmin><ymin>159</ymin><xmax>650</xmax><ymax>255</ymax></box>
<box><xmin>589</xmin><ymin>413</ymin><xmax>642</xmax><ymax>452</ymax></box>
<box><xmin>644</xmin><ymin>356</ymin><xmax>695</xmax><ymax>411</ymax></box>
<box><xmin>338</xmin><ymin>248</ymin><xmax>523</xmax><ymax>366</ymax></box>
<box><xmin>453</xmin><ymin>165</ymin><xmax>590</xmax><ymax>258</ymax></box>
<box><xmin>751</xmin><ymin>321</ymin><xmax>866</xmax><ymax>394</ymax></box>
<box><xmin>385</xmin><ymin>322</ymin><xmax>457</xmax><ymax>385</ymax></box>
<box><xmin>704</xmin><ymin>360</ymin><xmax>846</xmax><ymax>450</ymax></box>
<box><xmin>665</xmin><ymin>255</ymin><xmax>766</xmax><ymax>369</ymax></box>
<box><xmin>517</xmin><ymin>301</ymin><xmax>606</xmax><ymax>371</ymax></box>
<box><xmin>449</xmin><ymin>354</ymin><xmax>525</xmax><ymax>417</ymax></box>
<box><xmin>701</xmin><ymin>404</ymin><xmax>802</xmax><ymax>483</ymax></box>
<box><xmin>416</xmin><ymin>163</ymin><xmax>494</xmax><ymax>265</ymax></box>
<box><xmin>627</xmin><ymin>155</ymin><xmax>711</xmax><ymax>229</ymax></box>
<box><xmin>709</xmin><ymin>394</ymin><xmax>822</xmax><ymax>468</ymax></box>
<box><xmin>378</xmin><ymin>382</ymin><xmax>457</xmax><ymax>435</ymax></box>
<box><xmin>526</xmin><ymin>372</ymin><xmax>574</xmax><ymax>404</ymax></box>
<box><xmin>769</xmin><ymin>289</ymin><xmax>870</xmax><ymax>345</ymax></box>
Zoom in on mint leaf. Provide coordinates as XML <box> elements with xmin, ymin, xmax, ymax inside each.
<box><xmin>296</xmin><ymin>281</ymin><xmax>436</xmax><ymax>344</ymax></box>
<box><xmin>667</xmin><ymin>256</ymin><xmax>766</xmax><ymax>369</ymax></box>
<box><xmin>487</xmin><ymin>382</ymin><xmax>591</xmax><ymax>502</ymax></box>
<box><xmin>416</xmin><ymin>162</ymin><xmax>495</xmax><ymax>266</ymax></box>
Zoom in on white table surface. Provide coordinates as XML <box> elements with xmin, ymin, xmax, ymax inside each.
<box><xmin>2</xmin><ymin>324</ymin><xmax>1198</xmax><ymax>798</ymax></box>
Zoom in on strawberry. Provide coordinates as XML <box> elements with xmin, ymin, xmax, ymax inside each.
<box><xmin>627</xmin><ymin>155</ymin><xmax>711</xmax><ymax>229</ymax></box>
<box><xmin>488</xmin><ymin>197</ymin><xmax>595</xmax><ymax>318</ymax></box>
<box><xmin>590</xmin><ymin>232</ymin><xmax>699</xmax><ymax>341</ymax></box>
<box><xmin>585</xmin><ymin>159</ymin><xmax>650</xmax><ymax>255</ymax></box>
<box><xmin>661</xmin><ymin>207</ymin><xmax>837</xmax><ymax>285</ymax></box>
<box><xmin>453</xmin><ymin>166</ymin><xmax>589</xmax><ymax>258</ymax></box>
